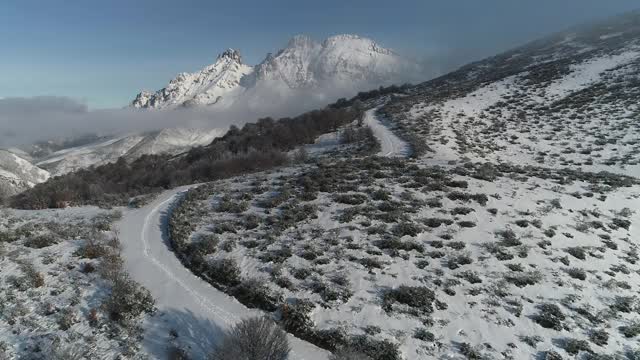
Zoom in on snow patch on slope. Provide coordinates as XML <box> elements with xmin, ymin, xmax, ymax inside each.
<box><xmin>363</xmin><ymin>108</ymin><xmax>410</xmax><ymax>157</ymax></box>
<box><xmin>0</xmin><ymin>150</ymin><xmax>50</xmax><ymax>197</ymax></box>
<box><xmin>547</xmin><ymin>49</ymin><xmax>640</xmax><ymax>97</ymax></box>
<box><xmin>37</xmin><ymin>128</ymin><xmax>224</xmax><ymax>176</ymax></box>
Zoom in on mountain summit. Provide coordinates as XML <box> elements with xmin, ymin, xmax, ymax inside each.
<box><xmin>132</xmin><ymin>47</ymin><xmax>252</xmax><ymax>109</ymax></box>
<box><xmin>131</xmin><ymin>34</ymin><xmax>415</xmax><ymax>109</ymax></box>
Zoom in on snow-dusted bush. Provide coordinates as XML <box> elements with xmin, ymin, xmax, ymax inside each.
<box><xmin>566</xmin><ymin>267</ymin><xmax>587</xmax><ymax>280</ymax></box>
<box><xmin>566</xmin><ymin>246</ymin><xmax>587</xmax><ymax>260</ymax></box>
<box><xmin>205</xmin><ymin>258</ymin><xmax>242</xmax><ymax>288</ymax></box>
<box><xmin>229</xmin><ymin>278</ymin><xmax>283</xmax><ymax>311</ymax></box>
<box><xmin>57</xmin><ymin>307</ymin><xmax>78</xmax><ymax>330</ymax></box>
<box><xmin>621</xmin><ymin>321</ymin><xmax>640</xmax><ymax>338</ymax></box>
<box><xmin>423</xmin><ymin>218</ymin><xmax>453</xmax><ymax>228</ymax></box>
<box><xmin>451</xmin><ymin>206</ymin><xmax>475</xmax><ymax>215</ymax></box>
<box><xmin>447</xmin><ymin>191</ymin><xmax>489</xmax><ymax>205</ymax></box>
<box><xmin>533</xmin><ymin>303</ymin><xmax>565</xmax><ymax>331</ymax></box>
<box><xmin>104</xmin><ymin>273</ymin><xmax>155</xmax><ymax>323</ymax></box>
<box><xmin>19</xmin><ymin>261</ymin><xmax>45</xmax><ymax>288</ymax></box>
<box><xmin>543</xmin><ymin>350</ymin><xmax>563</xmax><ymax>360</ymax></box>
<box><xmin>75</xmin><ymin>237</ymin><xmax>109</xmax><ymax>259</ymax></box>
<box><xmin>589</xmin><ymin>329</ymin><xmax>609</xmax><ymax>346</ymax></box>
<box><xmin>383</xmin><ymin>286</ymin><xmax>436</xmax><ymax>314</ymax></box>
<box><xmin>562</xmin><ymin>338</ymin><xmax>592</xmax><ymax>355</ymax></box>
<box><xmin>187</xmin><ymin>234</ymin><xmax>219</xmax><ymax>259</ymax></box>
<box><xmin>281</xmin><ymin>299</ymin><xmax>315</xmax><ymax>337</ymax></box>
<box><xmin>346</xmin><ymin>335</ymin><xmax>401</xmax><ymax>360</ymax></box>
<box><xmin>414</xmin><ymin>328</ymin><xmax>435</xmax><ymax>342</ymax></box>
<box><xmin>496</xmin><ymin>229</ymin><xmax>520</xmax><ymax>247</ymax></box>
<box><xmin>505</xmin><ymin>270</ymin><xmax>543</xmax><ymax>287</ymax></box>
<box><xmin>212</xmin><ymin>317</ymin><xmax>290</xmax><ymax>360</ymax></box>
<box><xmin>334</xmin><ymin>193</ymin><xmax>368</xmax><ymax>205</ymax></box>
<box><xmin>376</xmin><ymin>237</ymin><xmax>424</xmax><ymax>253</ymax></box>
<box><xmin>330</xmin><ymin>348</ymin><xmax>373</xmax><ymax>360</ymax></box>
<box><xmin>23</xmin><ymin>234</ymin><xmax>59</xmax><ymax>248</ymax></box>
<box><xmin>216</xmin><ymin>195</ymin><xmax>250</xmax><ymax>213</ymax></box>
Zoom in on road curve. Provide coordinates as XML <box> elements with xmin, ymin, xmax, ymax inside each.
<box><xmin>363</xmin><ymin>108</ymin><xmax>410</xmax><ymax>157</ymax></box>
<box><xmin>117</xmin><ymin>187</ymin><xmax>330</xmax><ymax>360</ymax></box>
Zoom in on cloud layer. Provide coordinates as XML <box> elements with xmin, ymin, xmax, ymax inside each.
<box><xmin>0</xmin><ymin>82</ymin><xmax>387</xmax><ymax>148</ymax></box>
<box><xmin>0</xmin><ymin>58</ymin><xmax>446</xmax><ymax>149</ymax></box>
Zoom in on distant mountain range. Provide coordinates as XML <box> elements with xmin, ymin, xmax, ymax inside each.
<box><xmin>131</xmin><ymin>34</ymin><xmax>418</xmax><ymax>109</ymax></box>
<box><xmin>1</xmin><ymin>34</ymin><xmax>418</xmax><ymax>199</ymax></box>
<box><xmin>0</xmin><ymin>128</ymin><xmax>224</xmax><ymax>198</ymax></box>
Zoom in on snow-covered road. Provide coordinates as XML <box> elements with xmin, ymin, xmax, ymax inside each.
<box><xmin>363</xmin><ymin>108</ymin><xmax>410</xmax><ymax>157</ymax></box>
<box><xmin>115</xmin><ymin>109</ymin><xmax>408</xmax><ymax>359</ymax></box>
<box><xmin>117</xmin><ymin>188</ymin><xmax>329</xmax><ymax>360</ymax></box>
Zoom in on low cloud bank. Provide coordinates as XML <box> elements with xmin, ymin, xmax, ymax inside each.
<box><xmin>0</xmin><ymin>81</ymin><xmax>411</xmax><ymax>148</ymax></box>
<box><xmin>0</xmin><ymin>57</ymin><xmax>451</xmax><ymax>148</ymax></box>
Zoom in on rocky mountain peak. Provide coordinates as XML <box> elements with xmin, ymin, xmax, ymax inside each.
<box><xmin>131</xmin><ymin>34</ymin><xmax>414</xmax><ymax>109</ymax></box>
<box><xmin>286</xmin><ymin>34</ymin><xmax>317</xmax><ymax>48</ymax></box>
<box><xmin>217</xmin><ymin>48</ymin><xmax>243</xmax><ymax>63</ymax></box>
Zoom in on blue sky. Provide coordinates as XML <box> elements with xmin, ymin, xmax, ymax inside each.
<box><xmin>1</xmin><ymin>0</ymin><xmax>638</xmax><ymax>109</ymax></box>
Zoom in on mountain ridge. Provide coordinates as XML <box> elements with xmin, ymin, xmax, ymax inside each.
<box><xmin>131</xmin><ymin>34</ymin><xmax>416</xmax><ymax>109</ymax></box>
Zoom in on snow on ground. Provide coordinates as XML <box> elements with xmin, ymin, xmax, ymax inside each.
<box><xmin>302</xmin><ymin>131</ymin><xmax>341</xmax><ymax>156</ymax></box>
<box><xmin>0</xmin><ymin>206</ymin><xmax>150</xmax><ymax>359</ymax></box>
<box><xmin>36</xmin><ymin>128</ymin><xmax>225</xmax><ymax>176</ymax></box>
<box><xmin>363</xmin><ymin>108</ymin><xmax>410</xmax><ymax>157</ymax></box>
<box><xmin>0</xmin><ymin>150</ymin><xmax>50</xmax><ymax>197</ymax></box>
<box><xmin>394</xmin><ymin>47</ymin><xmax>640</xmax><ymax>178</ymax></box>
<box><xmin>167</xmin><ymin>158</ymin><xmax>640</xmax><ymax>359</ymax></box>
<box><xmin>546</xmin><ymin>49</ymin><xmax>640</xmax><ymax>98</ymax></box>
<box><xmin>117</xmin><ymin>187</ymin><xmax>330</xmax><ymax>360</ymax></box>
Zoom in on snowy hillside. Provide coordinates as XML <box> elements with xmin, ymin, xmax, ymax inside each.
<box><xmin>0</xmin><ymin>208</ymin><xmax>154</xmax><ymax>359</ymax></box>
<box><xmin>6</xmin><ymin>10</ymin><xmax>640</xmax><ymax>360</ymax></box>
<box><xmin>0</xmin><ymin>150</ymin><xmax>50</xmax><ymax>198</ymax></box>
<box><xmin>131</xmin><ymin>34</ymin><xmax>416</xmax><ymax>109</ymax></box>
<box><xmin>382</xmin><ymin>10</ymin><xmax>640</xmax><ymax>178</ymax></box>
<box><xmin>159</xmin><ymin>11</ymin><xmax>640</xmax><ymax>360</ymax></box>
<box><xmin>36</xmin><ymin>128</ymin><xmax>225</xmax><ymax>176</ymax></box>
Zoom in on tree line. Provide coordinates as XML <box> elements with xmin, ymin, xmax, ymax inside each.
<box><xmin>12</xmin><ymin>107</ymin><xmax>360</xmax><ymax>209</ymax></box>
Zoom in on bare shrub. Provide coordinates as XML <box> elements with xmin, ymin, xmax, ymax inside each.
<box><xmin>331</xmin><ymin>348</ymin><xmax>373</xmax><ymax>360</ymax></box>
<box><xmin>533</xmin><ymin>303</ymin><xmax>565</xmax><ymax>330</ymax></box>
<box><xmin>383</xmin><ymin>286</ymin><xmax>435</xmax><ymax>314</ymax></box>
<box><xmin>104</xmin><ymin>273</ymin><xmax>155</xmax><ymax>323</ymax></box>
<box><xmin>19</xmin><ymin>261</ymin><xmax>45</xmax><ymax>288</ymax></box>
<box><xmin>229</xmin><ymin>278</ymin><xmax>283</xmax><ymax>311</ymax></box>
<box><xmin>211</xmin><ymin>317</ymin><xmax>290</xmax><ymax>360</ymax></box>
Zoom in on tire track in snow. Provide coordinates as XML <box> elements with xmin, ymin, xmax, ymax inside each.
<box><xmin>119</xmin><ymin>188</ymin><xmax>326</xmax><ymax>360</ymax></box>
<box><xmin>140</xmin><ymin>194</ymin><xmax>238</xmax><ymax>325</ymax></box>
<box><xmin>363</xmin><ymin>107</ymin><xmax>410</xmax><ymax>157</ymax></box>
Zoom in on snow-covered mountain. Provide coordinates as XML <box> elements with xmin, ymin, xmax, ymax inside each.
<box><xmin>0</xmin><ymin>149</ymin><xmax>50</xmax><ymax>198</ymax></box>
<box><xmin>131</xmin><ymin>34</ymin><xmax>416</xmax><ymax>109</ymax></box>
<box><xmin>132</xmin><ymin>49</ymin><xmax>253</xmax><ymax>109</ymax></box>
<box><xmin>35</xmin><ymin>128</ymin><xmax>225</xmax><ymax>176</ymax></box>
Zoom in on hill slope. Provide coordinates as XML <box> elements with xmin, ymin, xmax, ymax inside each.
<box><xmin>10</xmin><ymin>11</ymin><xmax>640</xmax><ymax>360</ymax></box>
<box><xmin>381</xmin><ymin>10</ymin><xmax>640</xmax><ymax>177</ymax></box>
<box><xmin>35</xmin><ymin>128</ymin><xmax>225</xmax><ymax>176</ymax></box>
<box><xmin>0</xmin><ymin>150</ymin><xmax>50</xmax><ymax>198</ymax></box>
<box><xmin>160</xmin><ymin>11</ymin><xmax>640</xmax><ymax>360</ymax></box>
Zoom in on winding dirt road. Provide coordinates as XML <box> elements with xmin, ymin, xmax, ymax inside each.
<box><xmin>363</xmin><ymin>108</ymin><xmax>410</xmax><ymax>157</ymax></box>
<box><xmin>117</xmin><ymin>187</ymin><xmax>329</xmax><ymax>360</ymax></box>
